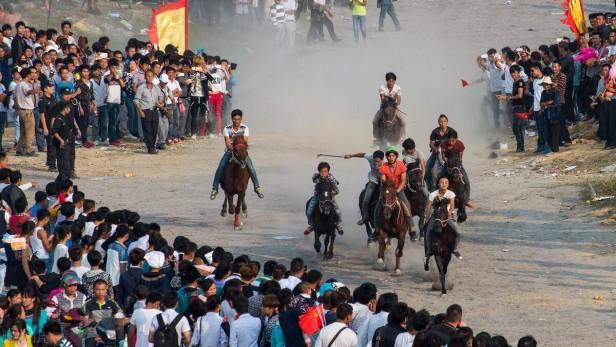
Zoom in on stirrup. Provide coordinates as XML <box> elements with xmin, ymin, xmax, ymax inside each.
<box><xmin>254</xmin><ymin>187</ymin><xmax>264</xmax><ymax>198</ymax></box>
<box><xmin>210</xmin><ymin>190</ymin><xmax>218</xmax><ymax>200</ymax></box>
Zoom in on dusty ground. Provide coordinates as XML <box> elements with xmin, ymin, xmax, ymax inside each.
<box><xmin>8</xmin><ymin>0</ymin><xmax>616</xmax><ymax>345</ymax></box>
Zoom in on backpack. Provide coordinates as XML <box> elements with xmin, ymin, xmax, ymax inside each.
<box><xmin>153</xmin><ymin>314</ymin><xmax>183</xmax><ymax>347</ymax></box>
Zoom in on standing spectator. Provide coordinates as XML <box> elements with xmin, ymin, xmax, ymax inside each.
<box><xmin>75</xmin><ymin>65</ymin><xmax>95</xmax><ymax>147</ymax></box>
<box><xmin>165</xmin><ymin>68</ymin><xmax>181</xmax><ymax>143</ymax></box>
<box><xmin>0</xmin><ymin>73</ymin><xmax>8</xmax><ymax>152</ymax></box>
<box><xmin>270</xmin><ymin>0</ymin><xmax>286</xmax><ymax>47</ymax></box>
<box><xmin>105</xmin><ymin>60</ymin><xmax>124</xmax><ymax>146</ymax></box>
<box><xmin>351</xmin><ymin>0</ymin><xmax>367</xmax><ymax>43</ymax></box>
<box><xmin>229</xmin><ymin>294</ymin><xmax>261</xmax><ymax>347</ymax></box>
<box><xmin>81</xmin><ymin>250</ymin><xmax>114</xmax><ymax>299</ymax></box>
<box><xmin>148</xmin><ymin>292</ymin><xmax>192</xmax><ymax>347</ymax></box>
<box><xmin>128</xmin><ymin>292</ymin><xmax>162</xmax><ymax>347</ymax></box>
<box><xmin>498</xmin><ymin>65</ymin><xmax>528</xmax><ymax>152</ymax></box>
<box><xmin>11</xmin><ymin>22</ymin><xmax>28</xmax><ymax>66</ymax></box>
<box><xmin>207</xmin><ymin>62</ymin><xmax>228</xmax><ymax>137</ymax></box>
<box><xmin>550</xmin><ymin>60</ymin><xmax>572</xmax><ymax>145</ymax></box>
<box><xmin>91</xmin><ymin>64</ymin><xmax>108</xmax><ymax>146</ymax></box>
<box><xmin>371</xmin><ymin>303</ymin><xmax>409</xmax><ymax>347</ymax></box>
<box><xmin>123</xmin><ymin>59</ymin><xmax>139</xmax><ymax>139</ymax></box>
<box><xmin>394</xmin><ymin>309</ymin><xmax>431</xmax><ymax>346</ymax></box>
<box><xmin>134</xmin><ymin>70</ymin><xmax>164</xmax><ymax>154</ymax></box>
<box><xmin>530</xmin><ymin>63</ymin><xmax>546</xmax><ymax>152</ymax></box>
<box><xmin>349</xmin><ymin>282</ymin><xmax>376</xmax><ymax>334</ymax></box>
<box><xmin>156</xmin><ymin>74</ymin><xmax>171</xmax><ymax>150</ymax></box>
<box><xmin>487</xmin><ymin>49</ymin><xmax>504</xmax><ymax>127</ymax></box>
<box><xmin>190</xmin><ymin>296</ymin><xmax>226</xmax><ymax>347</ymax></box>
<box><xmin>428</xmin><ymin>304</ymin><xmax>462</xmax><ymax>344</ymax></box>
<box><xmin>139</xmin><ymin>251</ymin><xmax>172</xmax><ymax>294</ymax></box>
<box><xmin>539</xmin><ymin>77</ymin><xmax>561</xmax><ymax>153</ymax></box>
<box><xmin>283</xmin><ymin>0</ymin><xmax>297</xmax><ymax>48</ymax></box>
<box><xmin>39</xmin><ymin>82</ymin><xmax>56</xmax><ymax>170</ymax></box>
<box><xmin>357</xmin><ymin>292</ymin><xmax>397</xmax><ymax>347</ymax></box>
<box><xmin>14</xmin><ymin>67</ymin><xmax>40</xmax><ymax>156</ymax></box>
<box><xmin>106</xmin><ymin>225</ymin><xmax>129</xmax><ymax>286</ymax></box>
<box><xmin>50</xmin><ymin>100</ymin><xmax>77</xmax><ymax>181</ymax></box>
<box><xmin>377</xmin><ymin>0</ymin><xmax>401</xmax><ymax>32</ymax></box>
<box><xmin>314</xmin><ymin>303</ymin><xmax>357</xmax><ymax>347</ymax></box>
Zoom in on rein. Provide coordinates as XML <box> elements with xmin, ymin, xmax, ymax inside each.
<box><xmin>230</xmin><ymin>143</ymin><xmax>248</xmax><ymax>168</ymax></box>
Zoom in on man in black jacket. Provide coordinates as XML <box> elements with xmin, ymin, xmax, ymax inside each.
<box><xmin>10</xmin><ymin>21</ymin><xmax>28</xmax><ymax>64</ymax></box>
<box><xmin>371</xmin><ymin>302</ymin><xmax>410</xmax><ymax>347</ymax></box>
<box><xmin>428</xmin><ymin>304</ymin><xmax>463</xmax><ymax>344</ymax></box>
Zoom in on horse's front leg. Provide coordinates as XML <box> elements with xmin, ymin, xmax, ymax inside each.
<box><xmin>323</xmin><ymin>232</ymin><xmax>330</xmax><ymax>260</ymax></box>
<box><xmin>221</xmin><ymin>193</ymin><xmax>228</xmax><ymax>217</ymax></box>
<box><xmin>327</xmin><ymin>229</ymin><xmax>336</xmax><ymax>259</ymax></box>
<box><xmin>227</xmin><ymin>193</ymin><xmax>234</xmax><ymax>215</ymax></box>
<box><xmin>313</xmin><ymin>228</ymin><xmax>321</xmax><ymax>253</ymax></box>
<box><xmin>394</xmin><ymin>228</ymin><xmax>406</xmax><ymax>276</ymax></box>
<box><xmin>435</xmin><ymin>255</ymin><xmax>447</xmax><ymax>296</ymax></box>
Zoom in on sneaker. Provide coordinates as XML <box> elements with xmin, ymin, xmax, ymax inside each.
<box><xmin>453</xmin><ymin>250</ymin><xmax>463</xmax><ymax>260</ymax></box>
<box><xmin>210</xmin><ymin>190</ymin><xmax>218</xmax><ymax>200</ymax></box>
<box><xmin>304</xmin><ymin>226</ymin><xmax>314</xmax><ymax>235</ymax></box>
<box><xmin>156</xmin><ymin>144</ymin><xmax>166</xmax><ymax>150</ymax></box>
<box><xmin>255</xmin><ymin>187</ymin><xmax>264</xmax><ymax>199</ymax></box>
<box><xmin>48</xmin><ymin>166</ymin><xmax>57</xmax><ymax>172</ymax></box>
<box><xmin>336</xmin><ymin>225</ymin><xmax>344</xmax><ymax>235</ymax></box>
<box><xmin>100</xmin><ymin>140</ymin><xmax>109</xmax><ymax>146</ymax></box>
<box><xmin>93</xmin><ymin>140</ymin><xmax>100</xmax><ymax>146</ymax></box>
<box><xmin>148</xmin><ymin>149</ymin><xmax>159</xmax><ymax>154</ymax></box>
<box><xmin>357</xmin><ymin>218</ymin><xmax>366</xmax><ymax>226</ymax></box>
<box><xmin>208</xmin><ymin>134</ymin><xmax>215</xmax><ymax>139</ymax></box>
<box><xmin>124</xmin><ymin>134</ymin><xmax>137</xmax><ymax>140</ymax></box>
<box><xmin>191</xmin><ymin>135</ymin><xmax>197</xmax><ymax>140</ymax></box>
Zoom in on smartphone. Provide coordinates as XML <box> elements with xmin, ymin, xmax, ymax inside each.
<box><xmin>74</xmin><ymin>185</ymin><xmax>78</xmax><ymax>192</ymax></box>
<box><xmin>230</xmin><ymin>63</ymin><xmax>238</xmax><ymax>70</ymax></box>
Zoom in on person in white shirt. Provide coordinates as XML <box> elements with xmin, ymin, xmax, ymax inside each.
<box><xmin>68</xmin><ymin>246</ymin><xmax>90</xmax><ymax>279</ymax></box>
<box><xmin>229</xmin><ymin>295</ymin><xmax>261</xmax><ymax>347</ymax></box>
<box><xmin>487</xmin><ymin>48</ymin><xmax>505</xmax><ymax>127</ymax></box>
<box><xmin>423</xmin><ymin>176</ymin><xmax>461</xmax><ymax>270</ymax></box>
<box><xmin>282</xmin><ymin>0</ymin><xmax>297</xmax><ymax>48</ymax></box>
<box><xmin>191</xmin><ymin>296</ymin><xmax>227</xmax><ymax>347</ymax></box>
<box><xmin>373</xmin><ymin>72</ymin><xmax>404</xmax><ymax>143</ymax></box>
<box><xmin>278</xmin><ymin>258</ymin><xmax>304</xmax><ymax>290</ymax></box>
<box><xmin>129</xmin><ymin>292</ymin><xmax>162</xmax><ymax>347</ymax></box>
<box><xmin>394</xmin><ymin>309</ymin><xmax>431</xmax><ymax>347</ymax></box>
<box><xmin>357</xmin><ymin>293</ymin><xmax>398</xmax><ymax>347</ymax></box>
<box><xmin>149</xmin><ymin>292</ymin><xmax>192</xmax><ymax>347</ymax></box>
<box><xmin>315</xmin><ymin>303</ymin><xmax>357</xmax><ymax>347</ymax></box>
<box><xmin>349</xmin><ymin>282</ymin><xmax>377</xmax><ymax>333</ymax></box>
<box><xmin>165</xmin><ymin>68</ymin><xmax>182</xmax><ymax>142</ymax></box>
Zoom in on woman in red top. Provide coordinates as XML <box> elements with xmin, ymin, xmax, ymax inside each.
<box><xmin>377</xmin><ymin>147</ymin><xmax>412</xmax><ymax>229</ymax></box>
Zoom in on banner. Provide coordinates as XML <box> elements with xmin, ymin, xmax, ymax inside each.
<box><xmin>561</xmin><ymin>0</ymin><xmax>587</xmax><ymax>37</ymax></box>
<box><xmin>148</xmin><ymin>0</ymin><xmax>188</xmax><ymax>53</ymax></box>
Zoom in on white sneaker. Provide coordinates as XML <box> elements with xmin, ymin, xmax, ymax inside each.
<box><xmin>93</xmin><ymin>140</ymin><xmax>100</xmax><ymax>146</ymax></box>
<box><xmin>191</xmin><ymin>135</ymin><xmax>197</xmax><ymax>140</ymax></box>
<box><xmin>100</xmin><ymin>140</ymin><xmax>109</xmax><ymax>146</ymax></box>
<box><xmin>124</xmin><ymin>134</ymin><xmax>137</xmax><ymax>140</ymax></box>
<box><xmin>208</xmin><ymin>134</ymin><xmax>215</xmax><ymax>139</ymax></box>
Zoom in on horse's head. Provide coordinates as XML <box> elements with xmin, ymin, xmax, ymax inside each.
<box><xmin>315</xmin><ymin>181</ymin><xmax>335</xmax><ymax>215</ymax></box>
<box><xmin>231</xmin><ymin>136</ymin><xmax>249</xmax><ymax>167</ymax></box>
<box><xmin>406</xmin><ymin>161</ymin><xmax>424</xmax><ymax>191</ymax></box>
<box><xmin>380</xmin><ymin>180</ymin><xmax>399</xmax><ymax>220</ymax></box>
<box><xmin>381</xmin><ymin>97</ymin><xmax>397</xmax><ymax>129</ymax></box>
<box><xmin>445</xmin><ymin>151</ymin><xmax>464</xmax><ymax>183</ymax></box>
<box><xmin>432</xmin><ymin>199</ymin><xmax>450</xmax><ymax>233</ymax></box>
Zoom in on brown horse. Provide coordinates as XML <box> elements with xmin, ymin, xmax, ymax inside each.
<box><xmin>442</xmin><ymin>151</ymin><xmax>467</xmax><ymax>223</ymax></box>
<box><xmin>220</xmin><ymin>136</ymin><xmax>250</xmax><ymax>229</ymax></box>
<box><xmin>375</xmin><ymin>180</ymin><xmax>409</xmax><ymax>275</ymax></box>
<box><xmin>426</xmin><ymin>199</ymin><xmax>458</xmax><ymax>295</ymax></box>
<box><xmin>375</xmin><ymin>97</ymin><xmax>404</xmax><ymax>149</ymax></box>
<box><xmin>404</xmin><ymin>161</ymin><xmax>427</xmax><ymax>241</ymax></box>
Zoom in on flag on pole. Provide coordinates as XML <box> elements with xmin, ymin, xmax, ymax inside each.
<box><xmin>148</xmin><ymin>0</ymin><xmax>188</xmax><ymax>53</ymax></box>
<box><xmin>561</xmin><ymin>0</ymin><xmax>586</xmax><ymax>37</ymax></box>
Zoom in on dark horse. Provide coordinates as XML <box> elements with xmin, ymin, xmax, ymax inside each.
<box><xmin>426</xmin><ymin>199</ymin><xmax>458</xmax><ymax>295</ymax></box>
<box><xmin>306</xmin><ymin>181</ymin><xmax>338</xmax><ymax>260</ymax></box>
<box><xmin>375</xmin><ymin>97</ymin><xmax>404</xmax><ymax>149</ymax></box>
<box><xmin>358</xmin><ymin>183</ymin><xmax>380</xmax><ymax>244</ymax></box>
<box><xmin>404</xmin><ymin>161</ymin><xmax>427</xmax><ymax>241</ymax></box>
<box><xmin>375</xmin><ymin>180</ymin><xmax>409</xmax><ymax>275</ymax></box>
<box><xmin>220</xmin><ymin>136</ymin><xmax>250</xmax><ymax>229</ymax></box>
<box><xmin>441</xmin><ymin>151</ymin><xmax>467</xmax><ymax>223</ymax></box>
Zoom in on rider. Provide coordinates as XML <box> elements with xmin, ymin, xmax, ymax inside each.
<box><xmin>343</xmin><ymin>150</ymin><xmax>385</xmax><ymax>225</ymax></box>
<box><xmin>373</xmin><ymin>72</ymin><xmax>403</xmax><ymax>143</ymax></box>
<box><xmin>423</xmin><ymin>176</ymin><xmax>462</xmax><ymax>270</ymax></box>
<box><xmin>210</xmin><ymin>109</ymin><xmax>264</xmax><ymax>200</ymax></box>
<box><xmin>304</xmin><ymin>162</ymin><xmax>344</xmax><ymax>235</ymax></box>
<box><xmin>401</xmin><ymin>138</ymin><xmax>429</xmax><ymax>200</ymax></box>
<box><xmin>377</xmin><ymin>146</ymin><xmax>413</xmax><ymax>229</ymax></box>
<box><xmin>439</xmin><ymin>130</ymin><xmax>472</xmax><ymax>206</ymax></box>
<box><xmin>425</xmin><ymin>114</ymin><xmax>456</xmax><ymax>188</ymax></box>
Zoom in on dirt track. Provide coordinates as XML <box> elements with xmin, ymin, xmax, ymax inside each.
<box><xmin>9</xmin><ymin>0</ymin><xmax>616</xmax><ymax>345</ymax></box>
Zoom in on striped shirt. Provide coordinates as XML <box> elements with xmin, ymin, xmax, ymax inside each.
<box><xmin>270</xmin><ymin>3</ymin><xmax>285</xmax><ymax>25</ymax></box>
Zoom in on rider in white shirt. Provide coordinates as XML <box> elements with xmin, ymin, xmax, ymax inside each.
<box><xmin>373</xmin><ymin>72</ymin><xmax>404</xmax><ymax>143</ymax></box>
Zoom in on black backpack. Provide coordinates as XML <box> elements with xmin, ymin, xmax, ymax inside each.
<box><xmin>153</xmin><ymin>314</ymin><xmax>183</xmax><ymax>347</ymax></box>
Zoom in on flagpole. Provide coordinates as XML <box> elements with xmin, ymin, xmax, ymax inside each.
<box><xmin>46</xmin><ymin>0</ymin><xmax>53</xmax><ymax>29</ymax></box>
<box><xmin>185</xmin><ymin>0</ymin><xmax>189</xmax><ymax>52</ymax></box>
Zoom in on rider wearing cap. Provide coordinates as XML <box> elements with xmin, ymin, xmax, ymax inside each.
<box><xmin>423</xmin><ymin>176</ymin><xmax>462</xmax><ymax>271</ymax></box>
<box><xmin>377</xmin><ymin>146</ymin><xmax>412</xmax><ymax>229</ymax></box>
<box><xmin>210</xmin><ymin>109</ymin><xmax>264</xmax><ymax>200</ymax></box>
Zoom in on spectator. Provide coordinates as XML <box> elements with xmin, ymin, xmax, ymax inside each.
<box><xmin>148</xmin><ymin>292</ymin><xmax>191</xmax><ymax>347</ymax></box>
<box><xmin>314</xmin><ymin>303</ymin><xmax>357</xmax><ymax>347</ymax></box>
<box><xmin>129</xmin><ymin>292</ymin><xmax>162</xmax><ymax>347</ymax></box>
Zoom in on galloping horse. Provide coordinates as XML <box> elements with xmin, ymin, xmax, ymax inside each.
<box><xmin>442</xmin><ymin>151</ymin><xmax>467</xmax><ymax>223</ymax></box>
<box><xmin>426</xmin><ymin>199</ymin><xmax>458</xmax><ymax>295</ymax></box>
<box><xmin>220</xmin><ymin>136</ymin><xmax>250</xmax><ymax>229</ymax></box>
<box><xmin>404</xmin><ymin>161</ymin><xmax>427</xmax><ymax>241</ymax></box>
<box><xmin>307</xmin><ymin>181</ymin><xmax>338</xmax><ymax>260</ymax></box>
<box><xmin>375</xmin><ymin>97</ymin><xmax>404</xmax><ymax>149</ymax></box>
<box><xmin>375</xmin><ymin>180</ymin><xmax>409</xmax><ymax>275</ymax></box>
<box><xmin>359</xmin><ymin>183</ymin><xmax>380</xmax><ymax>244</ymax></box>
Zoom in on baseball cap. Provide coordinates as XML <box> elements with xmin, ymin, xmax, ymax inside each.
<box><xmin>145</xmin><ymin>251</ymin><xmax>165</xmax><ymax>269</ymax></box>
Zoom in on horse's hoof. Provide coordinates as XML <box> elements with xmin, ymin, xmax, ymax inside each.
<box><xmin>242</xmin><ymin>211</ymin><xmax>248</xmax><ymax>218</ymax></box>
<box><xmin>441</xmin><ymin>293</ymin><xmax>447</xmax><ymax>297</ymax></box>
<box><xmin>393</xmin><ymin>269</ymin><xmax>401</xmax><ymax>276</ymax></box>
<box><xmin>220</xmin><ymin>210</ymin><xmax>227</xmax><ymax>217</ymax></box>
<box><xmin>376</xmin><ymin>258</ymin><xmax>384</xmax><ymax>264</ymax></box>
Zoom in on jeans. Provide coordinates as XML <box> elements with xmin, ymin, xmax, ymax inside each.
<box><xmin>169</xmin><ymin>105</ymin><xmax>180</xmax><ymax>138</ymax></box>
<box><xmin>397</xmin><ymin>191</ymin><xmax>413</xmax><ymax>227</ymax></box>
<box><xmin>306</xmin><ymin>193</ymin><xmax>342</xmax><ymax>226</ymax></box>
<box><xmin>512</xmin><ymin>117</ymin><xmax>527</xmax><ymax>151</ymax></box>
<box><xmin>322</xmin><ymin>15</ymin><xmax>339</xmax><ymax>41</ymax></box>
<box><xmin>535</xmin><ymin>111</ymin><xmax>549</xmax><ymax>151</ymax></box>
<box><xmin>361</xmin><ymin>182</ymin><xmax>377</xmax><ymax>221</ymax></box>
<box><xmin>284</xmin><ymin>21</ymin><xmax>296</xmax><ymax>48</ymax></box>
<box><xmin>378</xmin><ymin>3</ymin><xmax>400</xmax><ymax>29</ymax></box>
<box><xmin>352</xmin><ymin>15</ymin><xmax>367</xmax><ymax>42</ymax></box>
<box><xmin>125</xmin><ymin>94</ymin><xmax>139</xmax><ymax>137</ymax></box>
<box><xmin>425</xmin><ymin>217</ymin><xmax>460</xmax><ymax>257</ymax></box>
<box><xmin>189</xmin><ymin>97</ymin><xmax>208</xmax><ymax>136</ymax></box>
<box><xmin>212</xmin><ymin>150</ymin><xmax>260</xmax><ymax>190</ymax></box>
<box><xmin>425</xmin><ymin>153</ymin><xmax>436</xmax><ymax>188</ymax></box>
<box><xmin>107</xmin><ymin>103</ymin><xmax>120</xmax><ymax>142</ymax></box>
<box><xmin>0</xmin><ymin>111</ymin><xmax>6</xmax><ymax>150</ymax></box>
<box><xmin>274</xmin><ymin>24</ymin><xmax>285</xmax><ymax>48</ymax></box>
<box><xmin>490</xmin><ymin>92</ymin><xmax>502</xmax><ymax>127</ymax></box>
<box><xmin>95</xmin><ymin>105</ymin><xmax>109</xmax><ymax>142</ymax></box>
<box><xmin>33</xmin><ymin>108</ymin><xmax>46</xmax><ymax>150</ymax></box>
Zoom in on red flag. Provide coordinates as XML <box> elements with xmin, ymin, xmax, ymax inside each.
<box><xmin>461</xmin><ymin>79</ymin><xmax>469</xmax><ymax>88</ymax></box>
<box><xmin>298</xmin><ymin>304</ymin><xmax>326</xmax><ymax>335</ymax></box>
<box><xmin>148</xmin><ymin>0</ymin><xmax>188</xmax><ymax>53</ymax></box>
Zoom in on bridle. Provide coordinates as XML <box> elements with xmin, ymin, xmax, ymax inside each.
<box><xmin>446</xmin><ymin>165</ymin><xmax>465</xmax><ymax>183</ymax></box>
<box><xmin>230</xmin><ymin>143</ymin><xmax>247</xmax><ymax>168</ymax></box>
<box><xmin>407</xmin><ymin>167</ymin><xmax>423</xmax><ymax>192</ymax></box>
<box><xmin>318</xmin><ymin>190</ymin><xmax>334</xmax><ymax>213</ymax></box>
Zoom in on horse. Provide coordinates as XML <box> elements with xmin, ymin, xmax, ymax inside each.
<box><xmin>441</xmin><ymin>151</ymin><xmax>467</xmax><ymax>223</ymax></box>
<box><xmin>404</xmin><ymin>161</ymin><xmax>427</xmax><ymax>241</ymax></box>
<box><xmin>358</xmin><ymin>183</ymin><xmax>380</xmax><ymax>245</ymax></box>
<box><xmin>428</xmin><ymin>148</ymin><xmax>445</xmax><ymax>191</ymax></box>
<box><xmin>426</xmin><ymin>199</ymin><xmax>458</xmax><ymax>296</ymax></box>
<box><xmin>307</xmin><ymin>181</ymin><xmax>338</xmax><ymax>260</ymax></box>
<box><xmin>375</xmin><ymin>97</ymin><xmax>404</xmax><ymax>149</ymax></box>
<box><xmin>220</xmin><ymin>136</ymin><xmax>250</xmax><ymax>229</ymax></box>
<box><xmin>375</xmin><ymin>180</ymin><xmax>409</xmax><ymax>275</ymax></box>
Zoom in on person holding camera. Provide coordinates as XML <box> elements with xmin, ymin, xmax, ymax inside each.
<box><xmin>134</xmin><ymin>70</ymin><xmax>165</xmax><ymax>154</ymax></box>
